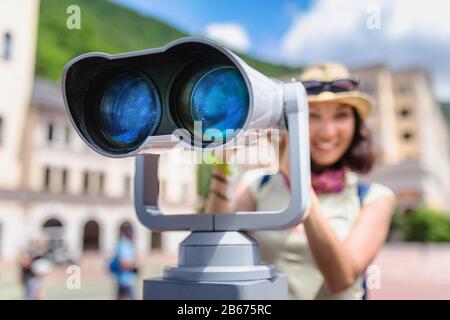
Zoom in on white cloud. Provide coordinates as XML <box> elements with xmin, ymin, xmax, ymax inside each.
<box><xmin>204</xmin><ymin>22</ymin><xmax>251</xmax><ymax>52</ymax></box>
<box><xmin>281</xmin><ymin>0</ymin><xmax>450</xmax><ymax>101</ymax></box>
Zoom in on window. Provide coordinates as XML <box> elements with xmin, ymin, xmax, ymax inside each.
<box><xmin>0</xmin><ymin>117</ymin><xmax>3</xmax><ymax>146</ymax></box>
<box><xmin>43</xmin><ymin>167</ymin><xmax>51</xmax><ymax>191</ymax></box>
<box><xmin>42</xmin><ymin>218</ymin><xmax>63</xmax><ymax>243</ymax></box>
<box><xmin>61</xmin><ymin>169</ymin><xmax>68</xmax><ymax>193</ymax></box>
<box><xmin>64</xmin><ymin>126</ymin><xmax>71</xmax><ymax>145</ymax></box>
<box><xmin>398</xmin><ymin>84</ymin><xmax>411</xmax><ymax>95</ymax></box>
<box><xmin>82</xmin><ymin>171</ymin><xmax>105</xmax><ymax>196</ymax></box>
<box><xmin>83</xmin><ymin>220</ymin><xmax>100</xmax><ymax>251</ymax></box>
<box><xmin>98</xmin><ymin>173</ymin><xmax>105</xmax><ymax>196</ymax></box>
<box><xmin>159</xmin><ymin>180</ymin><xmax>167</xmax><ymax>202</ymax></box>
<box><xmin>47</xmin><ymin>123</ymin><xmax>54</xmax><ymax>142</ymax></box>
<box><xmin>402</xmin><ymin>131</ymin><xmax>413</xmax><ymax>141</ymax></box>
<box><xmin>151</xmin><ymin>231</ymin><xmax>162</xmax><ymax>250</ymax></box>
<box><xmin>124</xmin><ymin>175</ymin><xmax>131</xmax><ymax>198</ymax></box>
<box><xmin>2</xmin><ymin>32</ymin><xmax>12</xmax><ymax>60</ymax></box>
<box><xmin>83</xmin><ymin>171</ymin><xmax>89</xmax><ymax>195</ymax></box>
<box><xmin>0</xmin><ymin>223</ymin><xmax>2</xmax><ymax>259</ymax></box>
<box><xmin>181</xmin><ymin>183</ymin><xmax>189</xmax><ymax>203</ymax></box>
<box><xmin>400</xmin><ymin>108</ymin><xmax>411</xmax><ymax>118</ymax></box>
<box><xmin>359</xmin><ymin>79</ymin><xmax>377</xmax><ymax>97</ymax></box>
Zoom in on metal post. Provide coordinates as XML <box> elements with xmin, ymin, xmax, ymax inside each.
<box><xmin>143</xmin><ymin>231</ymin><xmax>287</xmax><ymax>300</ymax></box>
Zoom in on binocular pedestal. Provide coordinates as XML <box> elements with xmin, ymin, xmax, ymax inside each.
<box><xmin>143</xmin><ymin>231</ymin><xmax>287</xmax><ymax>300</ymax></box>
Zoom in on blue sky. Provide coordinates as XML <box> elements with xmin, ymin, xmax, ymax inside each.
<box><xmin>113</xmin><ymin>0</ymin><xmax>314</xmax><ymax>63</ymax></box>
<box><xmin>112</xmin><ymin>0</ymin><xmax>450</xmax><ymax>101</ymax></box>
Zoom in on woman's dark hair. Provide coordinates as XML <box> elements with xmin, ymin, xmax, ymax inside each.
<box><xmin>311</xmin><ymin>107</ymin><xmax>374</xmax><ymax>174</ymax></box>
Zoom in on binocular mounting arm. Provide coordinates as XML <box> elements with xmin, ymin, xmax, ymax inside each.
<box><xmin>134</xmin><ymin>82</ymin><xmax>310</xmax><ymax>231</ymax></box>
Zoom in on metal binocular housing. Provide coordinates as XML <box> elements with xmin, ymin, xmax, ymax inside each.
<box><xmin>62</xmin><ymin>37</ymin><xmax>311</xmax><ymax>232</ymax></box>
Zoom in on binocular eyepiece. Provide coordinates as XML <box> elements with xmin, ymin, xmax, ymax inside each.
<box><xmin>62</xmin><ymin>38</ymin><xmax>284</xmax><ymax>158</ymax></box>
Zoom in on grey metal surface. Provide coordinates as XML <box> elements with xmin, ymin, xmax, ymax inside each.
<box><xmin>161</xmin><ymin>231</ymin><xmax>274</xmax><ymax>282</ymax></box>
<box><xmin>134</xmin><ymin>155</ymin><xmax>214</xmax><ymax>231</ymax></box>
<box><xmin>179</xmin><ymin>232</ymin><xmax>260</xmax><ymax>267</ymax></box>
<box><xmin>141</xmin><ymin>231</ymin><xmax>286</xmax><ymax>298</ymax></box>
<box><xmin>163</xmin><ymin>265</ymin><xmax>275</xmax><ymax>282</ymax></box>
<box><xmin>143</xmin><ymin>274</ymin><xmax>288</xmax><ymax>300</ymax></box>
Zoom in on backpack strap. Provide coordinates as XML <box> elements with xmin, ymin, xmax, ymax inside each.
<box><xmin>259</xmin><ymin>174</ymin><xmax>272</xmax><ymax>190</ymax></box>
<box><xmin>357</xmin><ymin>182</ymin><xmax>370</xmax><ymax>300</ymax></box>
<box><xmin>357</xmin><ymin>183</ymin><xmax>370</xmax><ymax>206</ymax></box>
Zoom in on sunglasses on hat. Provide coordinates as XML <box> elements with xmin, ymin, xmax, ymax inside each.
<box><xmin>301</xmin><ymin>79</ymin><xmax>359</xmax><ymax>95</ymax></box>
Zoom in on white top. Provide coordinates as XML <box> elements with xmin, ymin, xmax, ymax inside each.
<box><xmin>245</xmin><ymin>170</ymin><xmax>395</xmax><ymax>300</ymax></box>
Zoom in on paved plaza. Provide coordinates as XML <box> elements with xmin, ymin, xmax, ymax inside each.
<box><xmin>0</xmin><ymin>251</ymin><xmax>176</xmax><ymax>300</ymax></box>
<box><xmin>1</xmin><ymin>244</ymin><xmax>450</xmax><ymax>300</ymax></box>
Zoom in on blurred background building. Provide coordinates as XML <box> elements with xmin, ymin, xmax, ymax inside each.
<box><xmin>0</xmin><ymin>0</ymin><xmax>150</xmax><ymax>259</ymax></box>
<box><xmin>0</xmin><ymin>0</ymin><xmax>193</xmax><ymax>261</ymax></box>
<box><xmin>353</xmin><ymin>65</ymin><xmax>450</xmax><ymax>211</ymax></box>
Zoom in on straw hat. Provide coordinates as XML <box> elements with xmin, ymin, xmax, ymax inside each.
<box><xmin>299</xmin><ymin>63</ymin><xmax>375</xmax><ymax>119</ymax></box>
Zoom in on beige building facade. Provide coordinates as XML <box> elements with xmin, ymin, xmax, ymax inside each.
<box><xmin>0</xmin><ymin>0</ymin><xmax>39</xmax><ymax>190</ymax></box>
<box><xmin>353</xmin><ymin>65</ymin><xmax>450</xmax><ymax>211</ymax></box>
<box><xmin>0</xmin><ymin>0</ymin><xmax>194</xmax><ymax>261</ymax></box>
<box><xmin>0</xmin><ymin>0</ymin><xmax>41</xmax><ymax>260</ymax></box>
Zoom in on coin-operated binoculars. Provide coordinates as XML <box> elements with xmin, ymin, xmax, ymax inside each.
<box><xmin>62</xmin><ymin>38</ymin><xmax>310</xmax><ymax>299</ymax></box>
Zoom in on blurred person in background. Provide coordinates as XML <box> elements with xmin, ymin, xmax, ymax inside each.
<box><xmin>18</xmin><ymin>234</ymin><xmax>53</xmax><ymax>300</ymax></box>
<box><xmin>205</xmin><ymin>63</ymin><xmax>396</xmax><ymax>299</ymax></box>
<box><xmin>109</xmin><ymin>222</ymin><xmax>139</xmax><ymax>300</ymax></box>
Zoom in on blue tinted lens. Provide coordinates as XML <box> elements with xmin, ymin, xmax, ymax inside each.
<box><xmin>100</xmin><ymin>74</ymin><xmax>159</xmax><ymax>147</ymax></box>
<box><xmin>190</xmin><ymin>67</ymin><xmax>249</xmax><ymax>140</ymax></box>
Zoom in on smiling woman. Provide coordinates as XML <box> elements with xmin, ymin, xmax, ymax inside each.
<box><xmin>205</xmin><ymin>62</ymin><xmax>396</xmax><ymax>300</ymax></box>
<box><xmin>309</xmin><ymin>103</ymin><xmax>356</xmax><ymax>169</ymax></box>
<box><xmin>309</xmin><ymin>103</ymin><xmax>374</xmax><ymax>175</ymax></box>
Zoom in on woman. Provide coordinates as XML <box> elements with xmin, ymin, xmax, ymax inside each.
<box><xmin>205</xmin><ymin>63</ymin><xmax>396</xmax><ymax>300</ymax></box>
<box><xmin>110</xmin><ymin>222</ymin><xmax>139</xmax><ymax>300</ymax></box>
<box><xmin>18</xmin><ymin>235</ymin><xmax>52</xmax><ymax>300</ymax></box>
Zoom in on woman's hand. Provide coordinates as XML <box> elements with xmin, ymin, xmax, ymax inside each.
<box><xmin>203</xmin><ymin>149</ymin><xmax>236</xmax><ymax>214</ymax></box>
